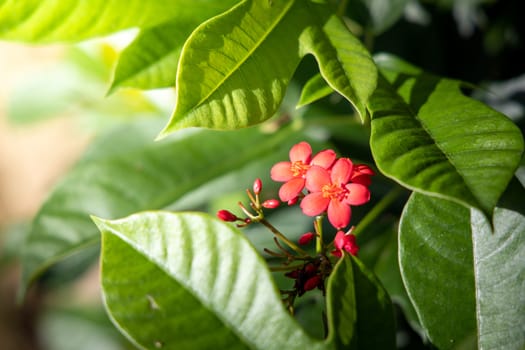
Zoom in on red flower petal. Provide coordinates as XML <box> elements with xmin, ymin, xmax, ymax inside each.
<box><xmin>344</xmin><ymin>183</ymin><xmax>370</xmax><ymax>205</ymax></box>
<box><xmin>311</xmin><ymin>149</ymin><xmax>336</xmax><ymax>169</ymax></box>
<box><xmin>330</xmin><ymin>158</ymin><xmax>353</xmax><ymax>185</ymax></box>
<box><xmin>270</xmin><ymin>161</ymin><xmax>294</xmax><ymax>182</ymax></box>
<box><xmin>305</xmin><ymin>166</ymin><xmax>331</xmax><ymax>192</ymax></box>
<box><xmin>300</xmin><ymin>192</ymin><xmax>330</xmax><ymax>216</ymax></box>
<box><xmin>327</xmin><ymin>199</ymin><xmax>351</xmax><ymax>229</ymax></box>
<box><xmin>298</xmin><ymin>232</ymin><xmax>315</xmax><ymax>245</ymax></box>
<box><xmin>278</xmin><ymin>178</ymin><xmax>305</xmax><ymax>202</ymax></box>
<box><xmin>350</xmin><ymin>174</ymin><xmax>372</xmax><ymax>186</ymax></box>
<box><xmin>289</xmin><ymin>141</ymin><xmax>312</xmax><ymax>163</ymax></box>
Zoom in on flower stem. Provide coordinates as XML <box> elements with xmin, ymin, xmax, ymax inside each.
<box><xmin>314</xmin><ymin>216</ymin><xmax>324</xmax><ymax>254</ymax></box>
<box><xmin>259</xmin><ymin>219</ymin><xmax>309</xmax><ymax>256</ymax></box>
<box><xmin>353</xmin><ymin>186</ymin><xmax>405</xmax><ymax>237</ymax></box>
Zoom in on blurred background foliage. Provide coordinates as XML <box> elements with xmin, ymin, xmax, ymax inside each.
<box><xmin>0</xmin><ymin>0</ymin><xmax>523</xmax><ymax>349</ymax></box>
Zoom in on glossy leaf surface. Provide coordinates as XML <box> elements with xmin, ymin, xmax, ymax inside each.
<box><xmin>369</xmin><ymin>54</ymin><xmax>524</xmax><ymax>213</ymax></box>
<box><xmin>400</xmin><ymin>186</ymin><xmax>525</xmax><ymax>349</ymax></box>
<box><xmin>95</xmin><ymin>212</ymin><xmax>328</xmax><ymax>350</ymax></box>
<box><xmin>0</xmin><ymin>0</ymin><xmax>232</xmax><ymax>43</ymax></box>
<box><xmin>161</xmin><ymin>0</ymin><xmax>376</xmax><ymax>134</ymax></box>
<box><xmin>109</xmin><ymin>0</ymin><xmax>238</xmax><ymax>92</ymax></box>
<box><xmin>297</xmin><ymin>73</ymin><xmax>333</xmax><ymax>108</ymax></box>
<box><xmin>399</xmin><ymin>193</ymin><xmax>476</xmax><ymax>349</ymax></box>
<box><xmin>326</xmin><ymin>255</ymin><xmax>395</xmax><ymax>350</ymax></box>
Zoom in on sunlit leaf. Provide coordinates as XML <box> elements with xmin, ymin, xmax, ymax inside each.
<box><xmin>369</xmin><ymin>54</ymin><xmax>524</xmax><ymax>213</ymax></box>
<box><xmin>109</xmin><ymin>1</ymin><xmax>238</xmax><ymax>92</ymax></box>
<box><xmin>0</xmin><ymin>0</ymin><xmax>233</xmax><ymax>43</ymax></box>
<box><xmin>95</xmin><ymin>212</ymin><xmax>328</xmax><ymax>350</ymax></box>
<box><xmin>326</xmin><ymin>255</ymin><xmax>395</xmax><ymax>350</ymax></box>
<box><xmin>160</xmin><ymin>0</ymin><xmax>376</xmax><ymax>134</ymax></box>
<box><xmin>297</xmin><ymin>73</ymin><xmax>334</xmax><ymax>108</ymax></box>
<box><xmin>399</xmin><ymin>193</ymin><xmax>476</xmax><ymax>349</ymax></box>
<box><xmin>20</xmin><ymin>119</ymin><xmax>305</xmax><ymax>293</ymax></box>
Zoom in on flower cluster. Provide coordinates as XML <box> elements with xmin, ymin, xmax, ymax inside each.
<box><xmin>271</xmin><ymin>141</ymin><xmax>374</xmax><ymax>229</ymax></box>
<box><xmin>216</xmin><ymin>141</ymin><xmax>374</xmax><ymax>312</ymax></box>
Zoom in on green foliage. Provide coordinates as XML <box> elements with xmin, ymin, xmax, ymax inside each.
<box><xmin>95</xmin><ymin>212</ymin><xmax>328</xmax><ymax>350</ymax></box>
<box><xmin>2</xmin><ymin>0</ymin><xmax>524</xmax><ymax>349</ymax></box>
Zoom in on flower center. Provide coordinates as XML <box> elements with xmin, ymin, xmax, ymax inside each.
<box><xmin>321</xmin><ymin>183</ymin><xmax>348</xmax><ymax>201</ymax></box>
<box><xmin>290</xmin><ymin>161</ymin><xmax>310</xmax><ymax>177</ymax></box>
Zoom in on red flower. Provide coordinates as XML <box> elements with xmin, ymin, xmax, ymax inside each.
<box><xmin>350</xmin><ymin>164</ymin><xmax>375</xmax><ymax>186</ymax></box>
<box><xmin>300</xmin><ymin>158</ymin><xmax>370</xmax><ymax>229</ymax></box>
<box><xmin>332</xmin><ymin>231</ymin><xmax>359</xmax><ymax>257</ymax></box>
<box><xmin>270</xmin><ymin>142</ymin><xmax>336</xmax><ymax>202</ymax></box>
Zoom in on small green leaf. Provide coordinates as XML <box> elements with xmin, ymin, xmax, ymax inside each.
<box><xmin>95</xmin><ymin>212</ymin><xmax>328</xmax><ymax>350</ymax></box>
<box><xmin>470</xmin><ymin>180</ymin><xmax>525</xmax><ymax>350</ymax></box>
<box><xmin>326</xmin><ymin>255</ymin><xmax>396</xmax><ymax>350</ymax></box>
<box><xmin>110</xmin><ymin>1</ymin><xmax>238</xmax><ymax>92</ymax></box>
<box><xmin>399</xmin><ymin>193</ymin><xmax>477</xmax><ymax>349</ymax></box>
<box><xmin>20</xmin><ymin>119</ymin><xmax>306</xmax><ymax>292</ymax></box>
<box><xmin>297</xmin><ymin>73</ymin><xmax>334</xmax><ymax>108</ymax></box>
<box><xmin>369</xmin><ymin>54</ymin><xmax>524</xmax><ymax>213</ymax></box>
<box><xmin>0</xmin><ymin>0</ymin><xmax>229</xmax><ymax>43</ymax></box>
<box><xmin>299</xmin><ymin>5</ymin><xmax>377</xmax><ymax>122</ymax></box>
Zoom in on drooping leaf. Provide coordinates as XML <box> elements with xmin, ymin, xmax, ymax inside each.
<box><xmin>297</xmin><ymin>73</ymin><xmax>334</xmax><ymax>108</ymax></box>
<box><xmin>95</xmin><ymin>212</ymin><xmax>329</xmax><ymax>350</ymax></box>
<box><xmin>325</xmin><ymin>255</ymin><xmax>396</xmax><ymax>350</ymax></box>
<box><xmin>369</xmin><ymin>54</ymin><xmax>524</xmax><ymax>213</ymax></box>
<box><xmin>298</xmin><ymin>5</ymin><xmax>377</xmax><ymax>122</ymax></box>
<box><xmin>0</xmin><ymin>0</ymin><xmax>233</xmax><ymax>43</ymax></box>
<box><xmin>109</xmin><ymin>1</ymin><xmax>238</xmax><ymax>92</ymax></box>
<box><xmin>470</xmin><ymin>179</ymin><xmax>525</xmax><ymax>350</ymax></box>
<box><xmin>399</xmin><ymin>192</ymin><xmax>477</xmax><ymax>349</ymax></box>
<box><xmin>20</xmin><ymin>118</ymin><xmax>306</xmax><ymax>293</ymax></box>
<box><xmin>160</xmin><ymin>0</ymin><xmax>376</xmax><ymax>134</ymax></box>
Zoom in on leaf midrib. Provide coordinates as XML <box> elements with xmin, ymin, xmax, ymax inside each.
<box><xmin>177</xmin><ymin>0</ymin><xmax>296</xmax><ymax>115</ymax></box>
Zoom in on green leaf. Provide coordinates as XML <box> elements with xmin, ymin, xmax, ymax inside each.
<box><xmin>0</xmin><ymin>0</ymin><xmax>234</xmax><ymax>43</ymax></box>
<box><xmin>470</xmin><ymin>181</ymin><xmax>525</xmax><ymax>350</ymax></box>
<box><xmin>298</xmin><ymin>5</ymin><xmax>377</xmax><ymax>122</ymax></box>
<box><xmin>297</xmin><ymin>73</ymin><xmax>334</xmax><ymax>108</ymax></box>
<box><xmin>94</xmin><ymin>212</ymin><xmax>328</xmax><ymax>350</ymax></box>
<box><xmin>109</xmin><ymin>1</ymin><xmax>238</xmax><ymax>92</ymax></box>
<box><xmin>399</xmin><ymin>193</ymin><xmax>477</xmax><ymax>349</ymax></box>
<box><xmin>160</xmin><ymin>0</ymin><xmax>376</xmax><ymax>134</ymax></box>
<box><xmin>20</xmin><ymin>119</ymin><xmax>305</xmax><ymax>293</ymax></box>
<box><xmin>326</xmin><ymin>255</ymin><xmax>395</xmax><ymax>350</ymax></box>
<box><xmin>369</xmin><ymin>54</ymin><xmax>524</xmax><ymax>213</ymax></box>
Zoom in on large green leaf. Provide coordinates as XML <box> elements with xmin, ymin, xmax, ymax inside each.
<box><xmin>0</xmin><ymin>0</ymin><xmax>232</xmax><ymax>43</ymax></box>
<box><xmin>369</xmin><ymin>54</ymin><xmax>524</xmax><ymax>213</ymax></box>
<box><xmin>109</xmin><ymin>1</ymin><xmax>238</xmax><ymax>92</ymax></box>
<box><xmin>20</xmin><ymin>119</ymin><xmax>304</xmax><ymax>292</ymax></box>
<box><xmin>160</xmin><ymin>0</ymin><xmax>376</xmax><ymax>134</ymax></box>
<box><xmin>325</xmin><ymin>255</ymin><xmax>396</xmax><ymax>350</ymax></box>
<box><xmin>399</xmin><ymin>193</ymin><xmax>476</xmax><ymax>349</ymax></box>
<box><xmin>400</xmin><ymin>185</ymin><xmax>525</xmax><ymax>349</ymax></box>
<box><xmin>470</xmin><ymin>181</ymin><xmax>525</xmax><ymax>350</ymax></box>
<box><xmin>94</xmin><ymin>212</ymin><xmax>329</xmax><ymax>350</ymax></box>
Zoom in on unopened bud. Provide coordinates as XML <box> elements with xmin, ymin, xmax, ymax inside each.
<box><xmin>262</xmin><ymin>199</ymin><xmax>280</xmax><ymax>209</ymax></box>
<box><xmin>298</xmin><ymin>232</ymin><xmax>315</xmax><ymax>245</ymax></box>
<box><xmin>253</xmin><ymin>178</ymin><xmax>262</xmax><ymax>195</ymax></box>
<box><xmin>304</xmin><ymin>275</ymin><xmax>321</xmax><ymax>291</ymax></box>
<box><xmin>217</xmin><ymin>210</ymin><xmax>238</xmax><ymax>222</ymax></box>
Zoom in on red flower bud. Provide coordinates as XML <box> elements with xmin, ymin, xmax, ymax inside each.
<box><xmin>304</xmin><ymin>275</ymin><xmax>321</xmax><ymax>291</ymax></box>
<box><xmin>253</xmin><ymin>178</ymin><xmax>262</xmax><ymax>195</ymax></box>
<box><xmin>298</xmin><ymin>232</ymin><xmax>315</xmax><ymax>245</ymax></box>
<box><xmin>262</xmin><ymin>199</ymin><xmax>280</xmax><ymax>209</ymax></box>
<box><xmin>304</xmin><ymin>263</ymin><xmax>317</xmax><ymax>274</ymax></box>
<box><xmin>216</xmin><ymin>210</ymin><xmax>238</xmax><ymax>222</ymax></box>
